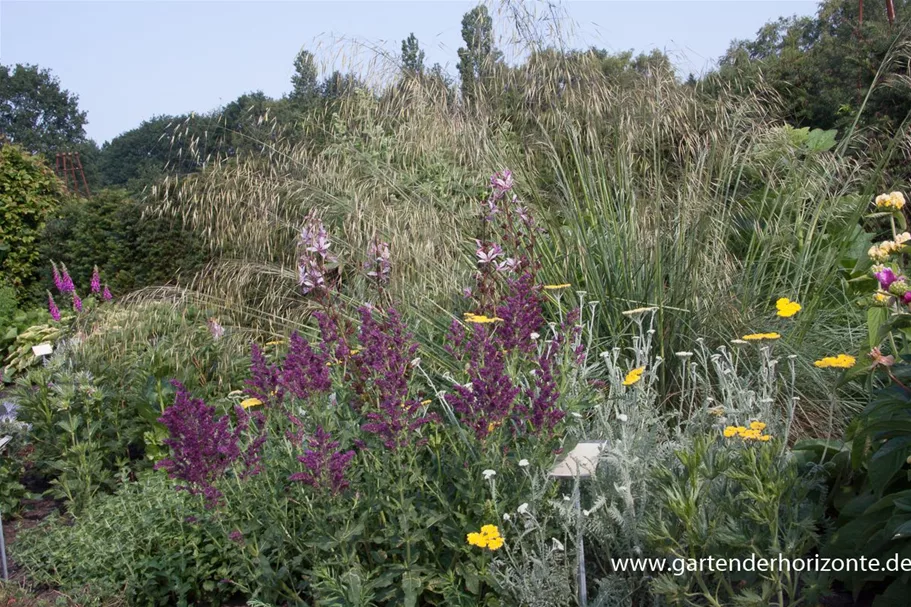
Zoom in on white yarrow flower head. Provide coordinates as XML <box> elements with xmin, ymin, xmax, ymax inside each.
<box><xmin>530</xmin><ymin>332</ymin><xmax>540</xmax><ymax>340</ymax></box>
<box><xmin>482</xmin><ymin>469</ymin><xmax>496</xmax><ymax>480</ymax></box>
<box><xmin>517</xmin><ymin>503</ymin><xmax>529</xmax><ymax>515</ymax></box>
<box><xmin>518</xmin><ymin>459</ymin><xmax>529</xmax><ymax>467</ymax></box>
<box><xmin>503</xmin><ymin>513</ymin><xmax>511</xmax><ymax>521</ymax></box>
<box><xmin>410</xmin><ymin>357</ymin><xmax>422</xmax><ymax>367</ymax></box>
<box><xmin>571</xmin><ymin>412</ymin><xmax>582</xmax><ymax>419</ymax></box>
<box><xmin>617</xmin><ymin>413</ymin><xmax>629</xmax><ymax>422</ymax></box>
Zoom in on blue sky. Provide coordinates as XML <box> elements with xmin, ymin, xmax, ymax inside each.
<box><xmin>1</xmin><ymin>1</ymin><xmax>818</xmax><ymax>144</ymax></box>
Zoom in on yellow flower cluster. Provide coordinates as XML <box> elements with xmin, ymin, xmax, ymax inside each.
<box><xmin>543</xmin><ymin>283</ymin><xmax>571</xmax><ymax>290</ymax></box>
<box><xmin>467</xmin><ymin>524</ymin><xmax>504</xmax><ymax>550</ymax></box>
<box><xmin>875</xmin><ymin>191</ymin><xmax>906</xmax><ymax>211</ymax></box>
<box><xmin>623</xmin><ymin>366</ymin><xmax>645</xmax><ymax>386</ymax></box>
<box><xmin>463</xmin><ymin>312</ymin><xmax>504</xmax><ymax>324</ymax></box>
<box><xmin>723</xmin><ymin>421</ymin><xmax>772</xmax><ymax>442</ymax></box>
<box><xmin>868</xmin><ymin>232</ymin><xmax>911</xmax><ymax>262</ymax></box>
<box><xmin>775</xmin><ymin>298</ymin><xmax>802</xmax><ymax>318</ymax></box>
<box><xmin>742</xmin><ymin>332</ymin><xmax>781</xmax><ymax>341</ymax></box>
<box><xmin>813</xmin><ymin>354</ymin><xmax>856</xmax><ymax>369</ymax></box>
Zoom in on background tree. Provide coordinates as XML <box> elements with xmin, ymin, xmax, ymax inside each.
<box><xmin>401</xmin><ymin>33</ymin><xmax>426</xmax><ymax>76</ymax></box>
<box><xmin>456</xmin><ymin>4</ymin><xmax>501</xmax><ymax>102</ymax></box>
<box><xmin>97</xmin><ymin>115</ymin><xmax>192</xmax><ymax>193</ymax></box>
<box><xmin>290</xmin><ymin>49</ymin><xmax>320</xmax><ymax>108</ymax></box>
<box><xmin>0</xmin><ymin>64</ymin><xmax>87</xmax><ymax>157</ymax></box>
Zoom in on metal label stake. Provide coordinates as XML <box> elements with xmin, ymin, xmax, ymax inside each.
<box><xmin>549</xmin><ymin>440</ymin><xmax>607</xmax><ymax>607</ymax></box>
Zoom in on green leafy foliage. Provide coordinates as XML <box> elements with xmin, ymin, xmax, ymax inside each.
<box><xmin>647</xmin><ymin>434</ymin><xmax>826</xmax><ymax>606</ymax></box>
<box><xmin>819</xmin><ymin>360</ymin><xmax>911</xmax><ymax>604</ymax></box>
<box><xmin>14</xmin><ymin>475</ymin><xmax>241</xmax><ymax>607</ymax></box>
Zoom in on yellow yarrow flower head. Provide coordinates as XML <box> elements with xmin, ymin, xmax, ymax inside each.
<box><xmin>723</xmin><ymin>422</ymin><xmax>772</xmax><ymax>442</ymax></box>
<box><xmin>543</xmin><ymin>283</ymin><xmax>571</xmax><ymax>290</ymax></box>
<box><xmin>240</xmin><ymin>397</ymin><xmax>263</xmax><ymax>409</ymax></box>
<box><xmin>775</xmin><ymin>298</ymin><xmax>802</xmax><ymax>318</ymax></box>
<box><xmin>467</xmin><ymin>524</ymin><xmax>504</xmax><ymax>551</ymax></box>
<box><xmin>813</xmin><ymin>354</ymin><xmax>856</xmax><ymax>369</ymax></box>
<box><xmin>623</xmin><ymin>366</ymin><xmax>646</xmax><ymax>386</ymax></box>
<box><xmin>742</xmin><ymin>332</ymin><xmax>781</xmax><ymax>341</ymax></box>
<box><xmin>463</xmin><ymin>313</ymin><xmax>504</xmax><ymax>324</ymax></box>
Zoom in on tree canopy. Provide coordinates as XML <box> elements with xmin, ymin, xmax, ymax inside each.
<box><xmin>0</xmin><ymin>64</ymin><xmax>88</xmax><ymax>157</ymax></box>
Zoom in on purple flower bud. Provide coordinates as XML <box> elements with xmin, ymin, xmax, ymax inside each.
<box><xmin>902</xmin><ymin>292</ymin><xmax>911</xmax><ymax>305</ymax></box>
<box><xmin>102</xmin><ymin>285</ymin><xmax>112</xmax><ymax>301</ymax></box>
<box><xmin>72</xmin><ymin>292</ymin><xmax>83</xmax><ymax>313</ymax></box>
<box><xmin>90</xmin><ymin>266</ymin><xmax>101</xmax><ymax>294</ymax></box>
<box><xmin>48</xmin><ymin>292</ymin><xmax>61</xmax><ymax>322</ymax></box>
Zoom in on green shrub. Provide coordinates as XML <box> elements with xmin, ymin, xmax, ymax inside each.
<box><xmin>41</xmin><ymin>188</ymin><xmax>209</xmax><ymax>294</ymax></box>
<box><xmin>0</xmin><ymin>144</ymin><xmax>66</xmax><ymax>299</ymax></box>
<box><xmin>14</xmin><ymin>474</ymin><xmax>241</xmax><ymax>607</ymax></box>
<box><xmin>12</xmin><ymin>301</ymin><xmax>249</xmax><ymax>509</ymax></box>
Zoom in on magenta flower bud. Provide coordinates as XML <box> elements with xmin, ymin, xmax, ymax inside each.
<box><xmin>90</xmin><ymin>266</ymin><xmax>101</xmax><ymax>294</ymax></box>
<box><xmin>47</xmin><ymin>292</ymin><xmax>61</xmax><ymax>322</ymax></box>
<box><xmin>902</xmin><ymin>292</ymin><xmax>911</xmax><ymax>305</ymax></box>
<box><xmin>875</xmin><ymin>267</ymin><xmax>899</xmax><ymax>290</ymax></box>
<box><xmin>102</xmin><ymin>285</ymin><xmax>112</xmax><ymax>301</ymax></box>
<box><xmin>72</xmin><ymin>291</ymin><xmax>82</xmax><ymax>313</ymax></box>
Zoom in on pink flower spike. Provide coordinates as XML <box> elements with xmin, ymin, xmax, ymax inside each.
<box><xmin>90</xmin><ymin>266</ymin><xmax>101</xmax><ymax>294</ymax></box>
<box><xmin>48</xmin><ymin>292</ymin><xmax>61</xmax><ymax>322</ymax></box>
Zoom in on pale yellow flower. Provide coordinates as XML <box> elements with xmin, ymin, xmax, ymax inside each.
<box><xmin>543</xmin><ymin>283</ymin><xmax>571</xmax><ymax>290</ymax></box>
<box><xmin>875</xmin><ymin>191</ymin><xmax>906</xmax><ymax>210</ymax></box>
<box><xmin>240</xmin><ymin>397</ymin><xmax>263</xmax><ymax>409</ymax></box>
